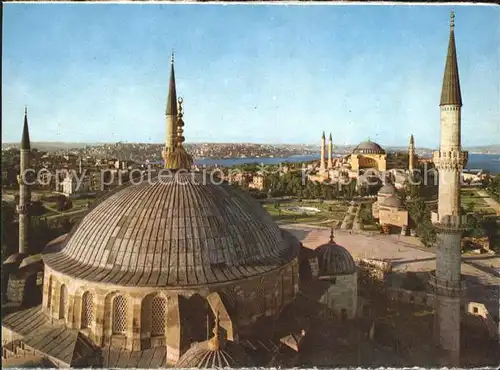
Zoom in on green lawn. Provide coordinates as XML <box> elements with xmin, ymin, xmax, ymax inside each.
<box><xmin>263</xmin><ymin>200</ymin><xmax>349</xmax><ymax>226</ymax></box>
<box><xmin>461</xmin><ymin>189</ymin><xmax>496</xmax><ymax>215</ymax></box>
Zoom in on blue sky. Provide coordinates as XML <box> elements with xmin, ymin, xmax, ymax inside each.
<box><xmin>2</xmin><ymin>4</ymin><xmax>499</xmax><ymax>147</ymax></box>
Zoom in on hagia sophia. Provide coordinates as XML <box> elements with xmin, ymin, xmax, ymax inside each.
<box><xmin>1</xmin><ymin>12</ymin><xmax>495</xmax><ymax>368</ymax></box>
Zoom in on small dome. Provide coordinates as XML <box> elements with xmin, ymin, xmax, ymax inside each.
<box><xmin>353</xmin><ymin>140</ymin><xmax>385</xmax><ymax>155</ymax></box>
<box><xmin>316</xmin><ymin>242</ymin><xmax>356</xmax><ymax>276</ymax></box>
<box><xmin>380</xmin><ymin>195</ymin><xmax>403</xmax><ymax>208</ymax></box>
<box><xmin>176</xmin><ymin>340</ymin><xmax>250</xmax><ymax>368</ymax></box>
<box><xmin>378</xmin><ymin>183</ymin><xmax>397</xmax><ymax>195</ymax></box>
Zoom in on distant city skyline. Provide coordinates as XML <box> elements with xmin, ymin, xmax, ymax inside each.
<box><xmin>3</xmin><ymin>4</ymin><xmax>499</xmax><ymax>147</ymax></box>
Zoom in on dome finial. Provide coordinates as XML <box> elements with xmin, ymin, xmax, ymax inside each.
<box><xmin>208</xmin><ymin>311</ymin><xmax>221</xmax><ymax>351</ymax></box>
<box><xmin>176</xmin><ymin>97</ymin><xmax>185</xmax><ymax>147</ymax></box>
<box><xmin>450</xmin><ymin>10</ymin><xmax>455</xmax><ymax>31</ymax></box>
<box><xmin>164</xmin><ymin>96</ymin><xmax>193</xmax><ymax>170</ymax></box>
<box><xmin>329</xmin><ymin>227</ymin><xmax>335</xmax><ymax>243</ymax></box>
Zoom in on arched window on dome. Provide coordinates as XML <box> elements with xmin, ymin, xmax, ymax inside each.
<box><xmin>151</xmin><ymin>296</ymin><xmax>166</xmax><ymax>336</ymax></box>
<box><xmin>59</xmin><ymin>284</ymin><xmax>68</xmax><ymax>320</ymax></box>
<box><xmin>47</xmin><ymin>276</ymin><xmax>52</xmax><ymax>309</ymax></box>
<box><xmin>81</xmin><ymin>292</ymin><xmax>94</xmax><ymax>329</ymax></box>
<box><xmin>112</xmin><ymin>295</ymin><xmax>127</xmax><ymax>335</ymax></box>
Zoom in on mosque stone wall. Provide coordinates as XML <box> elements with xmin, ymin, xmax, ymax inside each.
<box><xmin>41</xmin><ymin>257</ymin><xmax>299</xmax><ymax>353</ymax></box>
<box><xmin>319</xmin><ymin>273</ymin><xmax>358</xmax><ymax>319</ymax></box>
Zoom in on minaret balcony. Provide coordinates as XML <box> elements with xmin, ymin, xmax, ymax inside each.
<box><xmin>428</xmin><ymin>270</ymin><xmax>466</xmax><ymax>298</ymax></box>
<box><xmin>432</xmin><ymin>150</ymin><xmax>468</xmax><ymax>170</ymax></box>
<box><xmin>432</xmin><ymin>214</ymin><xmax>467</xmax><ymax>231</ymax></box>
<box><xmin>16</xmin><ymin>204</ymin><xmax>27</xmax><ymax>214</ymax></box>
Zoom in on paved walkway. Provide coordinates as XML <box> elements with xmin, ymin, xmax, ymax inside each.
<box><xmin>282</xmin><ymin>224</ymin><xmax>500</xmax><ymax>312</ymax></box>
<box><xmin>477</xmin><ymin>190</ymin><xmax>500</xmax><ymax>216</ymax></box>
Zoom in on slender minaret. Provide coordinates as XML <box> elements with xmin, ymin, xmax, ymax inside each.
<box><xmin>162</xmin><ymin>51</ymin><xmax>178</xmax><ymax>168</ymax></box>
<box><xmin>320</xmin><ymin>131</ymin><xmax>326</xmax><ymax>171</ymax></box>
<box><xmin>408</xmin><ymin>134</ymin><xmax>415</xmax><ymax>173</ymax></box>
<box><xmin>18</xmin><ymin>107</ymin><xmax>32</xmax><ymax>255</ymax></box>
<box><xmin>78</xmin><ymin>156</ymin><xmax>83</xmax><ymax>175</ymax></box>
<box><xmin>431</xmin><ymin>12</ymin><xmax>468</xmax><ymax>366</ymax></box>
<box><xmin>327</xmin><ymin>133</ymin><xmax>333</xmax><ymax>169</ymax></box>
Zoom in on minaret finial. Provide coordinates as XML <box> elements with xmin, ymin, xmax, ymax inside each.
<box><xmin>171</xmin><ymin>49</ymin><xmax>175</xmax><ymax>64</ymax></box>
<box><xmin>208</xmin><ymin>311</ymin><xmax>221</xmax><ymax>351</ymax></box>
<box><xmin>164</xmin><ymin>97</ymin><xmax>193</xmax><ymax>170</ymax></box>
<box><xmin>25</xmin><ymin>105</ymin><xmax>27</xmax><ymax>116</ymax></box>
<box><xmin>176</xmin><ymin>97</ymin><xmax>185</xmax><ymax>148</ymax></box>
<box><xmin>450</xmin><ymin>11</ymin><xmax>455</xmax><ymax>31</ymax></box>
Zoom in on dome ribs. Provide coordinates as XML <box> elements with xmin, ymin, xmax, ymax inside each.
<box><xmin>44</xmin><ymin>172</ymin><xmax>299</xmax><ymax>287</ymax></box>
<box><xmin>114</xmin><ymin>182</ymin><xmax>155</xmax><ymax>285</ymax></box>
<box><xmin>146</xmin><ymin>181</ymin><xmax>170</xmax><ymax>286</ymax></box>
<box><xmin>138</xmin><ymin>181</ymin><xmax>168</xmax><ymax>286</ymax></box>
<box><xmin>157</xmin><ymin>178</ymin><xmax>176</xmax><ymax>287</ymax></box>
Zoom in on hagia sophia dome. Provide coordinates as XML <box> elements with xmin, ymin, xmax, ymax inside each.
<box><xmin>378</xmin><ymin>182</ymin><xmax>397</xmax><ymax>195</ymax></box>
<box><xmin>40</xmin><ymin>56</ymin><xmax>300</xmax><ymax>361</ymax></box>
<box><xmin>352</xmin><ymin>140</ymin><xmax>386</xmax><ymax>155</ymax></box>
<box><xmin>380</xmin><ymin>195</ymin><xmax>404</xmax><ymax>209</ymax></box>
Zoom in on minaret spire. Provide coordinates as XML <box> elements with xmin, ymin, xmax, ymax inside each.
<box><xmin>18</xmin><ymin>107</ymin><xmax>32</xmax><ymax>254</ymax></box>
<box><xmin>320</xmin><ymin>131</ymin><xmax>326</xmax><ymax>172</ymax></box>
<box><xmin>440</xmin><ymin>11</ymin><xmax>462</xmax><ymax>107</ymax></box>
<box><xmin>21</xmin><ymin>106</ymin><xmax>31</xmax><ymax>150</ymax></box>
<box><xmin>163</xmin><ymin>50</ymin><xmax>179</xmax><ymax>166</ymax></box>
<box><xmin>166</xmin><ymin>50</ymin><xmax>178</xmax><ymax>116</ymax></box>
<box><xmin>327</xmin><ymin>133</ymin><xmax>333</xmax><ymax>169</ymax></box>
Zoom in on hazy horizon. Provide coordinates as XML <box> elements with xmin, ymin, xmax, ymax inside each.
<box><xmin>3</xmin><ymin>4</ymin><xmax>499</xmax><ymax>147</ymax></box>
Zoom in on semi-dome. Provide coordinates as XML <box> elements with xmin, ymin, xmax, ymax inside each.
<box><xmin>380</xmin><ymin>195</ymin><xmax>403</xmax><ymax>208</ymax></box>
<box><xmin>378</xmin><ymin>183</ymin><xmax>397</xmax><ymax>195</ymax></box>
<box><xmin>352</xmin><ymin>140</ymin><xmax>385</xmax><ymax>155</ymax></box>
<box><xmin>43</xmin><ymin>171</ymin><xmax>297</xmax><ymax>287</ymax></box>
<box><xmin>316</xmin><ymin>241</ymin><xmax>356</xmax><ymax>276</ymax></box>
<box><xmin>176</xmin><ymin>339</ymin><xmax>250</xmax><ymax>368</ymax></box>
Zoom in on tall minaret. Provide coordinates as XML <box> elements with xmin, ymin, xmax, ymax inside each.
<box><xmin>18</xmin><ymin>107</ymin><xmax>32</xmax><ymax>255</ymax></box>
<box><xmin>327</xmin><ymin>133</ymin><xmax>333</xmax><ymax>169</ymax></box>
<box><xmin>408</xmin><ymin>134</ymin><xmax>415</xmax><ymax>173</ymax></box>
<box><xmin>78</xmin><ymin>156</ymin><xmax>83</xmax><ymax>175</ymax></box>
<box><xmin>431</xmin><ymin>12</ymin><xmax>468</xmax><ymax>366</ymax></box>
<box><xmin>162</xmin><ymin>51</ymin><xmax>178</xmax><ymax>168</ymax></box>
<box><xmin>320</xmin><ymin>131</ymin><xmax>326</xmax><ymax>171</ymax></box>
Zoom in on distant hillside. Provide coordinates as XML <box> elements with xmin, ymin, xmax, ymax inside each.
<box><xmin>463</xmin><ymin>144</ymin><xmax>500</xmax><ymax>153</ymax></box>
<box><xmin>2</xmin><ymin>142</ymin><xmax>98</xmax><ymax>151</ymax></box>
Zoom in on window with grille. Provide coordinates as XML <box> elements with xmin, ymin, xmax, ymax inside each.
<box><xmin>47</xmin><ymin>276</ymin><xmax>52</xmax><ymax>309</ymax></box>
<box><xmin>81</xmin><ymin>292</ymin><xmax>94</xmax><ymax>329</ymax></box>
<box><xmin>112</xmin><ymin>295</ymin><xmax>127</xmax><ymax>334</ymax></box>
<box><xmin>151</xmin><ymin>296</ymin><xmax>166</xmax><ymax>336</ymax></box>
<box><xmin>59</xmin><ymin>285</ymin><xmax>68</xmax><ymax>319</ymax></box>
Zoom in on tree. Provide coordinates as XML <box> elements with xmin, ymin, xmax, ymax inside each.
<box><xmin>1</xmin><ymin>201</ymin><xmax>18</xmax><ymax>261</ymax></box>
<box><xmin>466</xmin><ymin>201</ymin><xmax>475</xmax><ymax>214</ymax></box>
<box><xmin>407</xmin><ymin>197</ymin><xmax>436</xmax><ymax>247</ymax></box>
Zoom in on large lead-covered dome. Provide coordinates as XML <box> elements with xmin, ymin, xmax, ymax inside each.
<box><xmin>43</xmin><ymin>171</ymin><xmax>297</xmax><ymax>287</ymax></box>
<box><xmin>352</xmin><ymin>140</ymin><xmax>385</xmax><ymax>155</ymax></box>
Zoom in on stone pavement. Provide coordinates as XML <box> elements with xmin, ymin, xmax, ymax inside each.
<box><xmin>281</xmin><ymin>224</ymin><xmax>500</xmax><ymax>313</ymax></box>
